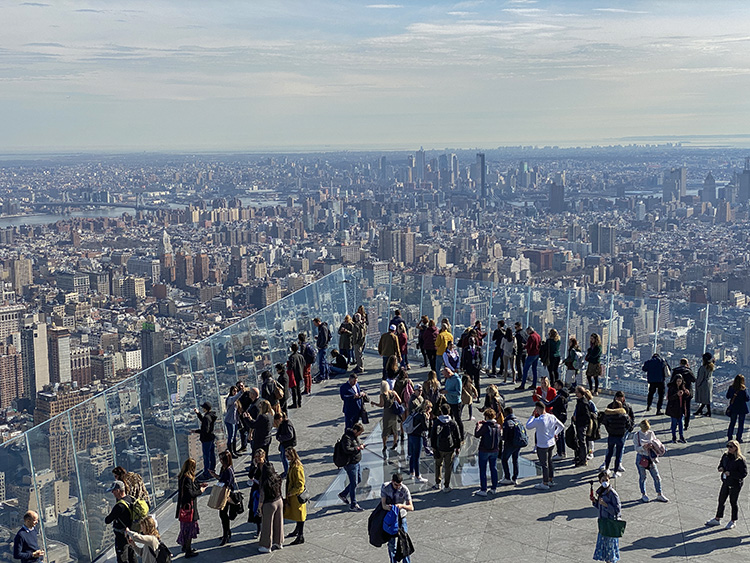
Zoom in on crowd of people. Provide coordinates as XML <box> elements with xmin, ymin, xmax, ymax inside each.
<box><xmin>11</xmin><ymin>309</ymin><xmax>748</xmax><ymax>563</ymax></box>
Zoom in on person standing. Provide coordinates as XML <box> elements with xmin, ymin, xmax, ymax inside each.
<box><xmin>283</xmin><ymin>447</ymin><xmax>308</xmax><ymax>545</ymax></box>
<box><xmin>247</xmin><ymin>400</ymin><xmax>275</xmax><ymax>457</ymax></box>
<box><xmin>340</xmin><ymin>373</ymin><xmax>365</xmax><ymax>430</ymax></box>
<box><xmin>694</xmin><ymin>352</ymin><xmax>714</xmax><ymax>417</ymax></box>
<box><xmin>430</xmin><ymin>404</ymin><xmax>461</xmax><ymax>492</ymax></box>
<box><xmin>224</xmin><ymin>386</ymin><xmax>240</xmax><ymax>457</ymax></box>
<box><xmin>390</xmin><ymin>310</ymin><xmax>405</xmax><ymax>330</ymax></box>
<box><xmin>175</xmin><ymin>458</ymin><xmax>208</xmax><ymax>557</ymax></box>
<box><xmin>726</xmin><ymin>374</ymin><xmax>750</xmax><ymax>442</ymax></box>
<box><xmin>298</xmin><ymin>333</ymin><xmax>315</xmax><ymax>395</ymax></box>
<box><xmin>217</xmin><ymin>450</ymin><xmax>236</xmax><ymax>545</ymax></box>
<box><xmin>275</xmin><ymin>362</ymin><xmax>290</xmax><ymax>414</ymax></box>
<box><xmin>585</xmin><ymin>333</ymin><xmax>603</xmax><ymax>396</ymax></box>
<box><xmin>601</xmin><ymin>400</ymin><xmax>631</xmax><ymax>474</ymax></box>
<box><xmin>416</xmin><ymin>315</ymin><xmax>429</xmax><ymax>367</ymax></box>
<box><xmin>13</xmin><ymin>511</ymin><xmax>44</xmax><ymax>563</ymax></box>
<box><xmin>592</xmin><ymin>470</ymin><xmax>622</xmax><ymax>563</ymax></box>
<box><xmin>370</xmin><ymin>381</ymin><xmax>402</xmax><ymax>452</ymax></box>
<box><xmin>499</xmin><ymin>407</ymin><xmax>523</xmax><ymax>485</ymax></box>
<box><xmin>564</xmin><ymin>337</ymin><xmax>582</xmax><ymax>390</ymax></box>
<box><xmin>112</xmin><ymin>466</ymin><xmax>150</xmax><ymax>508</ymax></box>
<box><xmin>260</xmin><ymin>370</ymin><xmax>280</xmax><ymax>413</ymax></box>
<box><xmin>547</xmin><ymin>329</ymin><xmax>562</xmax><ymax>385</ymax></box>
<box><xmin>287</xmin><ymin>343</ymin><xmax>305</xmax><ymax>409</ymax></box>
<box><xmin>443</xmin><ymin>340</ymin><xmax>460</xmax><ymax>373</ymax></box>
<box><xmin>435</xmin><ymin>321</ymin><xmax>453</xmax><ymax>373</ymax></box>
<box><xmin>501</xmin><ymin>327</ymin><xmax>516</xmax><ymax>384</ymax></box>
<box><xmin>518</xmin><ymin>326</ymin><xmax>541</xmax><ymax>390</ymax></box>
<box><xmin>407</xmin><ymin>401</ymin><xmax>431</xmax><ymax>483</ymax></box>
<box><xmin>352</xmin><ymin>313</ymin><xmax>367</xmax><ymax>374</ymax></box>
<box><xmin>397</xmin><ymin>322</ymin><xmax>410</xmax><ymax>370</ymax></box>
<box><xmin>572</xmin><ymin>386</ymin><xmax>592</xmax><ymax>467</ymax></box>
<box><xmin>633</xmin><ymin>420</ymin><xmax>669</xmax><ymax>503</ymax></box>
<box><xmin>513</xmin><ymin>322</ymin><xmax>528</xmax><ymax>386</ymax></box>
<box><xmin>274</xmin><ymin>411</ymin><xmax>296</xmax><ymax>477</ymax></box>
<box><xmin>670</xmin><ymin>358</ymin><xmax>696</xmax><ymax>430</ymax></box>
<box><xmin>642</xmin><ymin>353</ymin><xmax>668</xmax><ymax>415</ymax></box>
<box><xmin>461</xmin><ymin>374</ymin><xmax>479</xmax><ymax>421</ymax></box>
<box><xmin>337</xmin><ymin>423</ymin><xmax>366</xmax><ymax>511</ymax></box>
<box><xmin>105</xmin><ymin>480</ymin><xmax>136</xmax><ymax>563</ymax></box>
<box><xmin>381</xmin><ymin>473</ymin><xmax>414</xmax><ymax>563</ymax></box>
<box><xmin>666</xmin><ymin>375</ymin><xmax>690</xmax><ymax>443</ymax></box>
<box><xmin>462</xmin><ymin>336</ymin><xmax>484</xmax><ymax>397</ymax></box>
<box><xmin>125</xmin><ymin>516</ymin><xmax>159</xmax><ymax>563</ymax></box>
<box><xmin>193</xmin><ymin>402</ymin><xmax>217</xmax><ymax>480</ymax></box>
<box><xmin>257</xmin><ymin>466</ymin><xmax>284</xmax><ymax>553</ymax></box>
<box><xmin>313</xmin><ymin>317</ymin><xmax>332</xmax><ymax>382</ymax></box>
<box><xmin>422</xmin><ymin>319</ymin><xmax>439</xmax><ymax>372</ymax></box>
<box><xmin>378</xmin><ymin>325</ymin><xmax>401</xmax><ymax>377</ymax></box>
<box><xmin>443</xmin><ymin>367</ymin><xmax>464</xmax><ymax>442</ymax></box>
<box><xmin>474</xmin><ymin>409</ymin><xmax>501</xmax><ymax>496</ymax></box>
<box><xmin>490</xmin><ymin>321</ymin><xmax>505</xmax><ymax>375</ymax></box>
<box><xmin>542</xmin><ymin>380</ymin><xmax>569</xmax><ymax>461</ymax></box>
<box><xmin>706</xmin><ymin>440</ymin><xmax>747</xmax><ymax>530</ymax></box>
<box><xmin>525</xmin><ymin>401</ymin><xmax>565</xmax><ymax>490</ymax></box>
<box><xmin>338</xmin><ymin>314</ymin><xmax>354</xmax><ymax>365</ymax></box>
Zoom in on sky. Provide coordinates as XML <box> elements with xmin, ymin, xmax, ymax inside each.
<box><xmin>2</xmin><ymin>0</ymin><xmax>750</xmax><ymax>152</ymax></box>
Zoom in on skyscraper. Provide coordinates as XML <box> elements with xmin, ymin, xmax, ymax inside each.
<box><xmin>141</xmin><ymin>322</ymin><xmax>166</xmax><ymax>370</ymax></box>
<box><xmin>589</xmin><ymin>222</ymin><xmax>616</xmax><ymax>255</ymax></box>
<box><xmin>738</xmin><ymin>157</ymin><xmax>750</xmax><ymax>202</ymax></box>
<box><xmin>21</xmin><ymin>321</ymin><xmax>49</xmax><ymax>412</ymax></box>
<box><xmin>476</xmin><ymin>153</ymin><xmax>487</xmax><ymax>199</ymax></box>
<box><xmin>549</xmin><ymin>182</ymin><xmax>565</xmax><ymax>213</ymax></box>
<box><xmin>48</xmin><ymin>326</ymin><xmax>72</xmax><ymax>385</ymax></box>
<box><xmin>0</xmin><ymin>344</ymin><xmax>23</xmax><ymax>409</ymax></box>
<box><xmin>415</xmin><ymin>148</ymin><xmax>425</xmax><ymax>183</ymax></box>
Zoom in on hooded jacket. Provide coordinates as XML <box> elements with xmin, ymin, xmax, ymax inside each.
<box><xmin>602</xmin><ymin>406</ymin><xmax>630</xmax><ymax>437</ymax></box>
<box><xmin>642</xmin><ymin>354</ymin><xmax>668</xmax><ymax>383</ymax></box>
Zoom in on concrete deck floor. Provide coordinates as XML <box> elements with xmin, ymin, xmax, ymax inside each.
<box><xmin>146</xmin><ymin>354</ymin><xmax>750</xmax><ymax>562</ymax></box>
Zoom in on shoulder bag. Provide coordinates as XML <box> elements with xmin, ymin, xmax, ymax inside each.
<box><xmin>598</xmin><ymin>517</ymin><xmax>626</xmax><ymax>538</ymax></box>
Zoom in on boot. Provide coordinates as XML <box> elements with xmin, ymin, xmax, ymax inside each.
<box><xmin>219</xmin><ymin>533</ymin><xmax>228</xmax><ymax>546</ymax></box>
<box><xmin>290</xmin><ymin>534</ymin><xmax>305</xmax><ymax>545</ymax></box>
<box><xmin>706</xmin><ymin>407</ymin><xmax>712</xmax><ymax>417</ymax></box>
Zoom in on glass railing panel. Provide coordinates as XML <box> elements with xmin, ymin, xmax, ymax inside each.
<box><xmin>264</xmin><ymin>303</ymin><xmax>286</xmax><ymax>368</ymax></box>
<box><xmin>707</xmin><ymin>305</ymin><xmax>750</xmax><ymax>411</ymax></box>
<box><xmin>567</xmin><ymin>287</ymin><xmax>613</xmax><ymax>392</ymax></box>
<box><xmin>165</xmin><ymin>350</ymin><xmax>201</xmax><ymax>469</ymax></box>
<box><xmin>211</xmin><ymin>328</ymin><xmax>238</xmax><ymax>396</ymax></box>
<box><xmin>420</xmin><ymin>273</ymin><xmax>455</xmax><ymax>334</ymax></box>
<box><xmin>249</xmin><ymin>312</ymin><xmax>271</xmax><ymax>382</ymax></box>
<box><xmin>354</xmin><ymin>266</ymin><xmax>386</xmax><ymax>351</ymax></box>
<box><xmin>291</xmin><ymin>279</ymin><xmax>313</xmax><ymax>352</ymax></box>
<box><xmin>68</xmin><ymin>394</ymin><xmax>114</xmax><ymax>561</ymax></box>
<box><xmin>526</xmin><ymin>286</ymin><xmax>569</xmax><ymax>383</ymax></box>
<box><xmin>230</xmin><ymin>316</ymin><xmax>254</xmax><ymax>385</ymax></box>
<box><xmin>139</xmin><ymin>363</ymin><xmax>180</xmax><ymax>499</ymax></box>
<box><xmin>27</xmin><ymin>415</ymin><xmax>92</xmax><ymax>563</ymax></box>
<box><xmin>189</xmin><ymin>340</ymin><xmax>223</xmax><ymax>447</ymax></box>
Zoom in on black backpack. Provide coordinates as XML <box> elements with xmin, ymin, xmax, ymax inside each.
<box><xmin>302</xmin><ymin>343</ymin><xmax>316</xmax><ymax>365</ymax></box>
<box><xmin>333</xmin><ymin>438</ymin><xmax>349</xmax><ymax>468</ymax></box>
<box><xmin>149</xmin><ymin>542</ymin><xmax>172</xmax><ymax>563</ymax></box>
<box><xmin>539</xmin><ymin>340</ymin><xmax>549</xmax><ymax>365</ymax></box>
<box><xmin>435</xmin><ymin>419</ymin><xmax>455</xmax><ymax>452</ymax></box>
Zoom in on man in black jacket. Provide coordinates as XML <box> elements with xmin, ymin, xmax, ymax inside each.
<box><xmin>337</xmin><ymin>423</ymin><xmax>365</xmax><ymax>511</ymax></box>
<box><xmin>13</xmin><ymin>511</ymin><xmax>43</xmax><ymax>563</ymax></box>
<box><xmin>671</xmin><ymin>358</ymin><xmax>696</xmax><ymax>429</ymax></box>
<box><xmin>104</xmin><ymin>481</ymin><xmax>135</xmax><ymax>563</ymax></box>
<box><xmin>313</xmin><ymin>317</ymin><xmax>331</xmax><ymax>382</ymax></box>
<box><xmin>601</xmin><ymin>399</ymin><xmax>631</xmax><ymax>475</ymax></box>
<box><xmin>490</xmin><ymin>320</ymin><xmax>505</xmax><ymax>375</ymax></box>
<box><xmin>430</xmin><ymin>404</ymin><xmax>461</xmax><ymax>492</ymax></box>
<box><xmin>514</xmin><ymin>322</ymin><xmax>527</xmax><ymax>382</ymax></box>
<box><xmin>193</xmin><ymin>402</ymin><xmax>217</xmax><ymax>480</ymax></box>
<box><xmin>287</xmin><ymin>343</ymin><xmax>305</xmax><ymax>408</ymax></box>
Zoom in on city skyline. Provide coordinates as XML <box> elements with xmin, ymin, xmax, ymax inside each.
<box><xmin>3</xmin><ymin>1</ymin><xmax>750</xmax><ymax>152</ymax></box>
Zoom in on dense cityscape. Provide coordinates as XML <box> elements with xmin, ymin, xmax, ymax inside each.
<box><xmin>0</xmin><ymin>144</ymin><xmax>749</xmax><ymax>563</ymax></box>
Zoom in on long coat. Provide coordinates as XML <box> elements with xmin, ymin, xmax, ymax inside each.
<box><xmin>283</xmin><ymin>463</ymin><xmax>307</xmax><ymax>522</ymax></box>
<box><xmin>694</xmin><ymin>364</ymin><xmax>713</xmax><ymax>405</ymax></box>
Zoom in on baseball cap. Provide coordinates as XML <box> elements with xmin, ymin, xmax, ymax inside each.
<box><xmin>107</xmin><ymin>480</ymin><xmax>126</xmax><ymax>493</ymax></box>
<box><xmin>389</xmin><ymin>324</ymin><xmax>396</xmax><ymax>331</ymax></box>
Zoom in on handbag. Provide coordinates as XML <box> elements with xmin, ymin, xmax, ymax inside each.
<box><xmin>228</xmin><ymin>490</ymin><xmax>245</xmax><ymax>520</ymax></box>
<box><xmin>638</xmin><ymin>456</ymin><xmax>651</xmax><ymax>469</ymax></box>
<box><xmin>360</xmin><ymin>404</ymin><xmax>369</xmax><ymax>424</ymax></box>
<box><xmin>598</xmin><ymin>517</ymin><xmax>626</xmax><ymax>538</ymax></box>
<box><xmin>726</xmin><ymin>392</ymin><xmax>736</xmax><ymax>417</ymax></box>
<box><xmin>297</xmin><ymin>487</ymin><xmax>311</xmax><ymax>504</ymax></box>
<box><xmin>207</xmin><ymin>484</ymin><xmax>230</xmax><ymax>510</ymax></box>
<box><xmin>178</xmin><ymin>505</ymin><xmax>193</xmax><ymax>523</ymax></box>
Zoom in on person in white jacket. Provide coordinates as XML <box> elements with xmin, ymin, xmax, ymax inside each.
<box><xmin>633</xmin><ymin>419</ymin><xmax>669</xmax><ymax>503</ymax></box>
<box><xmin>526</xmin><ymin>401</ymin><xmax>565</xmax><ymax>490</ymax></box>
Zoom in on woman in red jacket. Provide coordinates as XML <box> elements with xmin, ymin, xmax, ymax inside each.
<box><xmin>532</xmin><ymin>377</ymin><xmax>557</xmax><ymax>413</ymax></box>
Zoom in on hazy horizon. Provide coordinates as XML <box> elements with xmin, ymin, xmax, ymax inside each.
<box><xmin>4</xmin><ymin>0</ymin><xmax>750</xmax><ymax>152</ymax></box>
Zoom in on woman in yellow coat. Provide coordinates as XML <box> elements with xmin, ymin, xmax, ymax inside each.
<box><xmin>283</xmin><ymin>447</ymin><xmax>307</xmax><ymax>545</ymax></box>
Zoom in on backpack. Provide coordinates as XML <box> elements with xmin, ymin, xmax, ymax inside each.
<box><xmin>435</xmin><ymin>419</ymin><xmax>456</xmax><ymax>451</ymax></box>
<box><xmin>333</xmin><ymin>438</ymin><xmax>349</xmax><ymax>468</ymax></box>
<box><xmin>511</xmin><ymin>420</ymin><xmax>529</xmax><ymax>448</ymax></box>
<box><xmin>573</xmin><ymin>350</ymin><xmax>584</xmax><ymax>370</ymax></box>
<box><xmin>117</xmin><ymin>498</ymin><xmax>149</xmax><ymax>529</ymax></box>
<box><xmin>149</xmin><ymin>542</ymin><xmax>172</xmax><ymax>563</ymax></box>
<box><xmin>302</xmin><ymin>343</ymin><xmax>316</xmax><ymax>365</ymax></box>
<box><xmin>539</xmin><ymin>340</ymin><xmax>549</xmax><ymax>365</ymax></box>
<box><xmin>402</xmin><ymin>412</ymin><xmax>416</xmax><ymax>435</ymax></box>
<box><xmin>383</xmin><ymin>505</ymin><xmax>400</xmax><ymax>537</ymax></box>
<box><xmin>273</xmin><ymin>379</ymin><xmax>284</xmax><ymax>400</ymax></box>
<box><xmin>390</xmin><ymin>399</ymin><xmax>405</xmax><ymax>417</ymax></box>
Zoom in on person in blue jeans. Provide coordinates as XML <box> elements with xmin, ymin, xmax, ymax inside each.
<box><xmin>474</xmin><ymin>409</ymin><xmax>501</xmax><ymax>496</ymax></box>
<box><xmin>328</xmin><ymin>349</ymin><xmax>348</xmax><ymax>377</ymax></box>
<box><xmin>518</xmin><ymin>327</ymin><xmax>541</xmax><ymax>390</ymax></box>
<box><xmin>193</xmin><ymin>402</ymin><xmax>217</xmax><ymax>480</ymax></box>
<box><xmin>499</xmin><ymin>407</ymin><xmax>522</xmax><ymax>485</ymax></box>
<box><xmin>337</xmin><ymin>423</ymin><xmax>365</xmax><ymax>511</ymax></box>
<box><xmin>381</xmin><ymin>473</ymin><xmax>414</xmax><ymax>563</ymax></box>
<box><xmin>726</xmin><ymin>374</ymin><xmax>750</xmax><ymax>442</ymax></box>
<box><xmin>407</xmin><ymin>402</ymin><xmax>431</xmax><ymax>483</ymax></box>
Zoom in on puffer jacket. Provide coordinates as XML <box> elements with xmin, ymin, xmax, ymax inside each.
<box><xmin>602</xmin><ymin>406</ymin><xmax>630</xmax><ymax>437</ymax></box>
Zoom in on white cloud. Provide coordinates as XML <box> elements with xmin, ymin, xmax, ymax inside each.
<box><xmin>593</xmin><ymin>8</ymin><xmax>649</xmax><ymax>14</ymax></box>
<box><xmin>366</xmin><ymin>4</ymin><xmax>403</xmax><ymax>8</ymax></box>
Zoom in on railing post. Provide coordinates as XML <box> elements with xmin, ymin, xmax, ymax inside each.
<box><xmin>136</xmin><ymin>375</ymin><xmax>157</xmax><ymax>505</ymax></box>
<box><xmin>653</xmin><ymin>298</ymin><xmax>661</xmax><ymax>355</ymax></box>
<box><xmin>486</xmin><ymin>281</ymin><xmax>494</xmax><ymax>369</ymax></box>
<box><xmin>68</xmin><ymin>411</ymin><xmax>93</xmax><ymax>563</ymax></box>
<box><xmin>25</xmin><ymin>432</ymin><xmax>49</xmax><ymax>563</ymax></box>
<box><xmin>565</xmin><ymin>288</ymin><xmax>572</xmax><ymax>352</ymax></box>
<box><xmin>606</xmin><ymin>293</ymin><xmax>615</xmax><ymax>390</ymax></box>
<box><xmin>703</xmin><ymin>304</ymin><xmax>710</xmax><ymax>355</ymax></box>
<box><xmin>419</xmin><ymin>274</ymin><xmax>425</xmax><ymax>320</ymax></box>
<box><xmin>526</xmin><ymin>285</ymin><xmax>532</xmax><ymax>328</ymax></box>
<box><xmin>451</xmin><ymin>277</ymin><xmax>458</xmax><ymax>330</ymax></box>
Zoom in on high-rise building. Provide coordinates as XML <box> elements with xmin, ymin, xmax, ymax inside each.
<box><xmin>700</xmin><ymin>172</ymin><xmax>717</xmax><ymax>203</ymax></box>
<box><xmin>176</xmin><ymin>252</ymin><xmax>194</xmax><ymax>288</ymax></box>
<box><xmin>141</xmin><ymin>322</ymin><xmax>165</xmax><ymax>370</ymax></box>
<box><xmin>415</xmin><ymin>148</ymin><xmax>425</xmax><ymax>183</ymax></box>
<box><xmin>11</xmin><ymin>258</ymin><xmax>33</xmax><ymax>296</ymax></box>
<box><xmin>70</xmin><ymin>346</ymin><xmax>92</xmax><ymax>386</ymax></box>
<box><xmin>0</xmin><ymin>344</ymin><xmax>23</xmax><ymax>409</ymax></box>
<box><xmin>663</xmin><ymin>166</ymin><xmax>687</xmax><ymax>202</ymax></box>
<box><xmin>48</xmin><ymin>326</ymin><xmax>72</xmax><ymax>384</ymax></box>
<box><xmin>0</xmin><ymin>303</ymin><xmax>25</xmax><ymax>340</ymax></box>
<box><xmin>21</xmin><ymin>322</ymin><xmax>49</xmax><ymax>412</ymax></box>
<box><xmin>738</xmin><ymin>157</ymin><xmax>750</xmax><ymax>202</ymax></box>
<box><xmin>589</xmin><ymin>222</ymin><xmax>616</xmax><ymax>255</ymax></box>
<box><xmin>549</xmin><ymin>182</ymin><xmax>565</xmax><ymax>213</ymax></box>
<box><xmin>476</xmin><ymin>153</ymin><xmax>487</xmax><ymax>199</ymax></box>
<box><xmin>122</xmin><ymin>276</ymin><xmax>146</xmax><ymax>301</ymax></box>
<box><xmin>126</xmin><ymin>256</ymin><xmax>161</xmax><ymax>281</ymax></box>
<box><xmin>193</xmin><ymin>253</ymin><xmax>209</xmax><ymax>283</ymax></box>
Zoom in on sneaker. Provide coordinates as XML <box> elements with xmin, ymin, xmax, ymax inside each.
<box><xmin>656</xmin><ymin>494</ymin><xmax>669</xmax><ymax>502</ymax></box>
<box><xmin>515</xmin><ymin>385</ymin><xmax>526</xmax><ymax>390</ymax></box>
<box><xmin>415</xmin><ymin>476</ymin><xmax>428</xmax><ymax>483</ymax></box>
<box><xmin>616</xmin><ymin>465</ymin><xmax>626</xmax><ymax>473</ymax></box>
<box><xmin>433</xmin><ymin>483</ymin><xmax>442</xmax><ymax>490</ymax></box>
<box><xmin>489</xmin><ymin>488</ymin><xmax>497</xmax><ymax>494</ymax></box>
<box><xmin>443</xmin><ymin>486</ymin><xmax>452</xmax><ymax>493</ymax></box>
<box><xmin>725</xmin><ymin>520</ymin><xmax>736</xmax><ymax>530</ymax></box>
<box><xmin>678</xmin><ymin>437</ymin><xmax>686</xmax><ymax>444</ymax></box>
<box><xmin>548</xmin><ymin>480</ymin><xmax>557</xmax><ymax>486</ymax></box>
<box><xmin>350</xmin><ymin>504</ymin><xmax>364</xmax><ymax>512</ymax></box>
<box><xmin>671</xmin><ymin>438</ymin><xmax>677</xmax><ymax>444</ymax></box>
<box><xmin>705</xmin><ymin>518</ymin><xmax>721</xmax><ymax>527</ymax></box>
<box><xmin>512</xmin><ymin>479</ymin><xmax>519</xmax><ymax>486</ymax></box>
<box><xmin>534</xmin><ymin>483</ymin><xmax>550</xmax><ymax>491</ymax></box>
<box><xmin>499</xmin><ymin>478</ymin><xmax>513</xmax><ymax>485</ymax></box>
<box><xmin>258</xmin><ymin>546</ymin><xmax>271</xmax><ymax>553</ymax></box>
<box><xmin>656</xmin><ymin>410</ymin><xmax>663</xmax><ymax>416</ymax></box>
<box><xmin>598</xmin><ymin>464</ymin><xmax>607</xmax><ymax>472</ymax></box>
<box><xmin>587</xmin><ymin>453</ymin><xmax>594</xmax><ymax>460</ymax></box>
<box><xmin>337</xmin><ymin>492</ymin><xmax>348</xmax><ymax>505</ymax></box>
<box><xmin>646</xmin><ymin>406</ymin><xmax>651</xmax><ymax>412</ymax></box>
<box><xmin>272</xmin><ymin>543</ymin><xmax>283</xmax><ymax>551</ymax></box>
<box><xmin>470</xmin><ymin>416</ymin><xmax>476</xmax><ymax>421</ymax></box>
<box><xmin>551</xmin><ymin>454</ymin><xmax>564</xmax><ymax>461</ymax></box>
<box><xmin>475</xmin><ymin>490</ymin><xmax>488</xmax><ymax>497</ymax></box>
<box><xmin>641</xmin><ymin>494</ymin><xmax>650</xmax><ymax>503</ymax></box>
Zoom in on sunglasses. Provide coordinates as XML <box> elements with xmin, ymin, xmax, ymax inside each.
<box><xmin>727</xmin><ymin>445</ymin><xmax>737</xmax><ymax>449</ymax></box>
